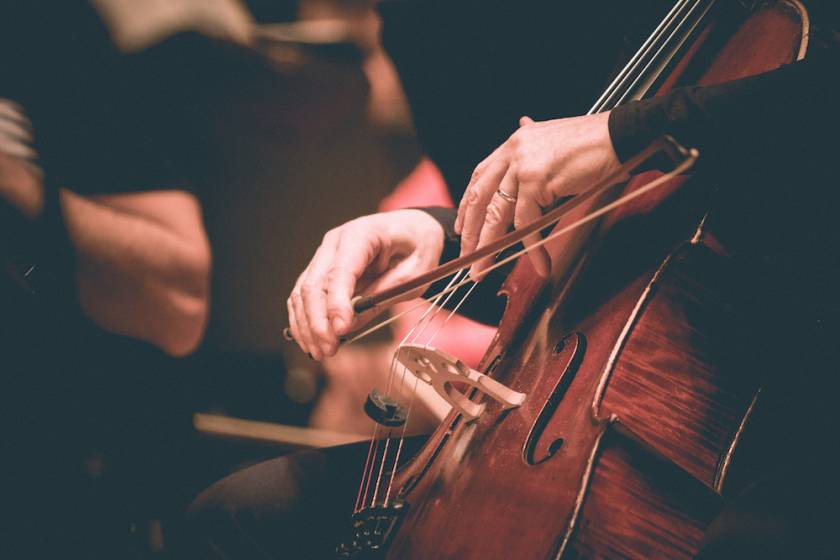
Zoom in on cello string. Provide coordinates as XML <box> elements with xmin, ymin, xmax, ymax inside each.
<box><xmin>354</xmin><ymin>422</ymin><xmax>379</xmax><ymax>513</ymax></box>
<box><xmin>394</xmin><ymin>272</ymin><xmax>473</xmax><ymax>407</ymax></box>
<box><xmin>391</xmin><ymin>278</ymin><xmax>480</xmax><ymax>462</ymax></box>
<box><xmin>590</xmin><ymin>0</ymin><xmax>691</xmax><ymax>113</ymax></box>
<box><xmin>356</xmin><ymin>288</ymin><xmax>448</xmax><ymax>513</ymax></box>
<box><xmin>372</xmin><ymin>270</ymin><xmax>471</xmax><ymax>507</ymax></box>
<box><xmin>362</xmin><ymin>0</ymin><xmax>704</xmax><ymax>344</ymax></box>
<box><xmin>341</xmin><ymin>295</ymin><xmax>464</xmax><ymax>346</ymax></box>
<box><xmin>370</xmin><ymin>434</ymin><xmax>392</xmax><ymax>506</ymax></box>
<box><xmin>385</xmin><ymin>269</ymin><xmax>467</xmax><ymax>397</ymax></box>
<box><xmin>420</xmin><ymin>280</ymin><xmax>480</xmax><ymax>348</ymax></box>
<box><xmin>354</xmin><ymin>1</ymin><xmax>702</xmax><ymax>511</ymax></box>
<box><xmin>352</xmin><ymin>0</ymin><xmax>704</xmax><ymax>524</ymax></box>
<box><xmin>450</xmin><ymin>155</ymin><xmax>696</xmax><ymax>294</ymax></box>
<box><xmin>381</xmin><ymin>269</ymin><xmax>465</xmax><ymax>449</ymax></box>
<box><xmin>614</xmin><ymin>0</ymin><xmax>711</xmax><ymax>108</ymax></box>
<box><xmin>383</xmin><ymin>280</ymin><xmax>481</xmax><ymax>507</ymax></box>
<box><xmin>372</xmin><ymin>154</ymin><xmax>697</xmax><ymax>509</ymax></box>
<box><xmin>592</xmin><ymin>0</ymin><xmax>690</xmax><ymax>111</ymax></box>
<box><xmin>343</xmin><ymin>137</ymin><xmax>684</xmax><ymax>340</ymax></box>
<box><xmin>352</xmin><ymin>0</ymin><xmax>699</xmax><ymax>503</ymax></box>
<box><xmin>343</xmin><ymin>151</ymin><xmax>697</xmax><ymax>349</ymax></box>
<box><xmin>359</xmin><ymin>429</ymin><xmax>381</xmax><ymax>512</ymax></box>
<box><xmin>358</xmin><ymin>269</ymin><xmax>468</xmax><ymax>511</ymax></box>
<box><xmin>384</xmin><ymin>271</ymin><xmax>465</xmax><ymax>420</ymax></box>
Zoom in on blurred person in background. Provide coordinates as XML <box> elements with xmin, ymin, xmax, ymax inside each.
<box><xmin>0</xmin><ymin>0</ymin><xmax>265</xmax><ymax>556</ymax></box>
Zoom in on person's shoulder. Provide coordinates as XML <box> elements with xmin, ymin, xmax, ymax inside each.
<box><xmin>90</xmin><ymin>0</ymin><xmax>254</xmax><ymax>54</ymax></box>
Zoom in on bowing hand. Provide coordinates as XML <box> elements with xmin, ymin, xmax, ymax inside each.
<box><xmin>287</xmin><ymin>209</ymin><xmax>445</xmax><ymax>360</ymax></box>
<box><xmin>455</xmin><ymin>112</ymin><xmax>626</xmax><ymax>278</ymax></box>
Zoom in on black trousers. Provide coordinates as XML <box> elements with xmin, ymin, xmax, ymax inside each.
<box><xmin>184</xmin><ymin>436</ymin><xmax>427</xmax><ymax>559</ymax></box>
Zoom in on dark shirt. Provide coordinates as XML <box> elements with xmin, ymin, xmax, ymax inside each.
<box><xmin>0</xmin><ymin>6</ymin><xmax>250</xmax><ymax>554</ymax></box>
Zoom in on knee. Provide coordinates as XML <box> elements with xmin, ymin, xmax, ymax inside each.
<box><xmin>185</xmin><ymin>480</ymin><xmax>232</xmax><ymax>530</ymax></box>
<box><xmin>182</xmin><ymin>478</ymin><xmax>255</xmax><ymax>559</ymax></box>
<box><xmin>181</xmin><ymin>457</ymin><xmax>309</xmax><ymax>559</ymax></box>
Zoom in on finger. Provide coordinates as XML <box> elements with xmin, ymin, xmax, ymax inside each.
<box><xmin>458</xmin><ymin>159</ymin><xmax>508</xmax><ymax>257</ymax></box>
<box><xmin>300</xmin><ymin>239</ymin><xmax>342</xmax><ymax>356</ymax></box>
<box><xmin>325</xmin><ymin>225</ymin><xmax>384</xmax><ymax>336</ymax></box>
<box><xmin>301</xmin><ymin>279</ymin><xmax>336</xmax><ymax>357</ymax></box>
<box><xmin>456</xmin><ymin>167</ymin><xmax>482</xmax><ymax>235</ymax></box>
<box><xmin>519</xmin><ymin>115</ymin><xmax>535</xmax><ymax>126</ymax></box>
<box><xmin>286</xmin><ymin>264</ymin><xmax>310</xmax><ymax>349</ymax></box>
<box><xmin>347</xmin><ymin>258</ymin><xmax>422</xmax><ymax>330</ymax></box>
<box><xmin>469</xmin><ymin>167</ymin><xmax>518</xmax><ymax>280</ymax></box>
<box><xmin>291</xmin><ymin>289</ymin><xmax>320</xmax><ymax>360</ymax></box>
<box><xmin>287</xmin><ymin>294</ymin><xmax>304</xmax><ymax>351</ymax></box>
<box><xmin>514</xmin><ymin>192</ymin><xmax>551</xmax><ymax>277</ymax></box>
<box><xmin>456</xmin><ymin>145</ymin><xmax>504</xmax><ymax>234</ymax></box>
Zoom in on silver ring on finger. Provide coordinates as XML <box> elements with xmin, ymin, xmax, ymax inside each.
<box><xmin>496</xmin><ymin>187</ymin><xmax>517</xmax><ymax>204</ymax></box>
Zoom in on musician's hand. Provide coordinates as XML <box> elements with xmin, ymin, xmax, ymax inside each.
<box><xmin>455</xmin><ymin>112</ymin><xmax>626</xmax><ymax>278</ymax></box>
<box><xmin>287</xmin><ymin>209</ymin><xmax>445</xmax><ymax>360</ymax></box>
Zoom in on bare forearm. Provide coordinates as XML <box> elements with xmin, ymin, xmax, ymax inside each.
<box><xmin>1</xmin><ymin>153</ymin><xmax>210</xmax><ymax>355</ymax></box>
<box><xmin>63</xmin><ymin>190</ymin><xmax>211</xmax><ymax>356</ymax></box>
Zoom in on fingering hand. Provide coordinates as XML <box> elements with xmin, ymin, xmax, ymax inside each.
<box><xmin>455</xmin><ymin>112</ymin><xmax>626</xmax><ymax>278</ymax></box>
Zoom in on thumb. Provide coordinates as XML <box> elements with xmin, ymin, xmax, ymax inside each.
<box><xmin>519</xmin><ymin>115</ymin><xmax>535</xmax><ymax>127</ymax></box>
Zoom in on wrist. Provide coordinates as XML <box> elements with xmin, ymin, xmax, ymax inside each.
<box><xmin>594</xmin><ymin>110</ymin><xmax>627</xmax><ymax>181</ymax></box>
<box><xmin>407</xmin><ymin>206</ymin><xmax>458</xmax><ymax>265</ymax></box>
<box><xmin>608</xmin><ymin>102</ymin><xmax>677</xmax><ymax>173</ymax></box>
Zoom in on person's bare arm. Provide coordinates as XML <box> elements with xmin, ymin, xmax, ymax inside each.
<box><xmin>1</xmin><ymin>152</ymin><xmax>210</xmax><ymax>356</ymax></box>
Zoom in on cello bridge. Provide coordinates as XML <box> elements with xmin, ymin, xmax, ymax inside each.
<box><xmin>394</xmin><ymin>344</ymin><xmax>526</xmax><ymax>422</ymax></box>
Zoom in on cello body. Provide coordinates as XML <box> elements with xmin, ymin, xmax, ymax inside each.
<box><xmin>381</xmin><ymin>2</ymin><xmax>811</xmax><ymax>558</ymax></box>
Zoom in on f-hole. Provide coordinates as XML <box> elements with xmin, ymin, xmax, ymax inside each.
<box><xmin>522</xmin><ymin>332</ymin><xmax>586</xmax><ymax>465</ymax></box>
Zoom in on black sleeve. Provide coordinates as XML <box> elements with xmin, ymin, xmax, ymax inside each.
<box><xmin>608</xmin><ymin>49</ymin><xmax>840</xmax><ymax>178</ymax></box>
<box><xmin>415</xmin><ymin>206</ymin><xmax>511</xmax><ymax>326</ymax></box>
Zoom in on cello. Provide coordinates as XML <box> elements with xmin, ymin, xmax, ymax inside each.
<box><xmin>325</xmin><ymin>1</ymin><xmax>812</xmax><ymax>558</ymax></box>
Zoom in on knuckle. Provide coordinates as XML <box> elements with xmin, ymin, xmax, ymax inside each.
<box><xmin>519</xmin><ymin>165</ymin><xmax>547</xmax><ymax>184</ymax></box>
<box><xmin>465</xmin><ymin>187</ymin><xmax>480</xmax><ymax>205</ymax></box>
<box><xmin>311</xmin><ymin>322</ymin><xmax>330</xmax><ymax>339</ymax></box>
<box><xmin>513</xmin><ymin>211</ymin><xmax>531</xmax><ymax>230</ymax></box>
<box><xmin>534</xmin><ymin>185</ymin><xmax>556</xmax><ymax>207</ymax></box>
<box><xmin>461</xmin><ymin>236</ymin><xmax>476</xmax><ymax>253</ymax></box>
<box><xmin>485</xmin><ymin>203</ymin><xmax>507</xmax><ymax>226</ymax></box>
<box><xmin>322</xmin><ymin>229</ymin><xmax>338</xmax><ymax>244</ymax></box>
<box><xmin>325</xmin><ymin>267</ymin><xmax>342</xmax><ymax>285</ymax></box>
